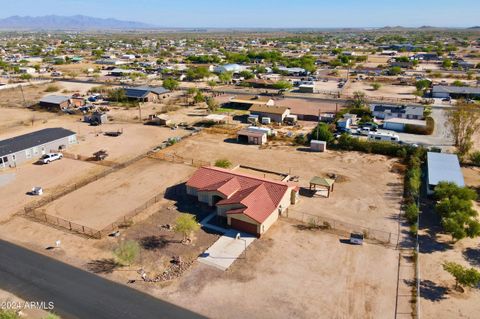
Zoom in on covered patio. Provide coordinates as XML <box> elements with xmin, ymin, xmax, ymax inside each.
<box><xmin>309</xmin><ymin>176</ymin><xmax>335</xmax><ymax>198</ymax></box>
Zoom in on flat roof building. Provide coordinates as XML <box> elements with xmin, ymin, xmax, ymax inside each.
<box><xmin>426</xmin><ymin>152</ymin><xmax>465</xmax><ymax>195</ymax></box>
<box><xmin>0</xmin><ymin>128</ymin><xmax>77</xmax><ymax>168</ymax></box>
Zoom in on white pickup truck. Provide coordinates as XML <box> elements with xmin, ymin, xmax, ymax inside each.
<box><xmin>40</xmin><ymin>153</ymin><xmax>63</xmax><ymax>164</ymax></box>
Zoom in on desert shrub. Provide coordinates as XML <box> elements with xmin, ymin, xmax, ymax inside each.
<box><xmin>405</xmin><ymin>203</ymin><xmax>419</xmax><ymax>224</ymax></box>
<box><xmin>215</xmin><ymin>159</ymin><xmax>232</xmax><ymax>168</ymax></box>
<box><xmin>113</xmin><ymin>240</ymin><xmax>140</xmax><ymax>266</ymax></box>
<box><xmin>44</xmin><ymin>84</ymin><xmax>60</xmax><ymax>92</ymax></box>
<box><xmin>469</xmin><ymin>151</ymin><xmax>480</xmax><ymax>166</ymax></box>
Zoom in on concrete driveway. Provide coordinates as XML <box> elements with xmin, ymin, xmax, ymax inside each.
<box><xmin>197</xmin><ymin>213</ymin><xmax>256</xmax><ymax>271</ymax></box>
<box><xmin>198</xmin><ymin>230</ymin><xmax>256</xmax><ymax>271</ymax></box>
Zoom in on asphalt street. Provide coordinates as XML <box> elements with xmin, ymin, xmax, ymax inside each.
<box><xmin>0</xmin><ymin>240</ymin><xmax>206</xmax><ymax>319</ymax></box>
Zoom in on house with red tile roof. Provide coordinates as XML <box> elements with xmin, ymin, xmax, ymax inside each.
<box><xmin>186</xmin><ymin>166</ymin><xmax>299</xmax><ymax>236</ymax></box>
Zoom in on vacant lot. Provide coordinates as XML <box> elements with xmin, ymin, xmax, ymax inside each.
<box><xmin>42</xmin><ymin>159</ymin><xmax>196</xmax><ymax>230</ymax></box>
<box><xmin>0</xmin><ymin>158</ymin><xmax>103</xmax><ymax>222</ymax></box>
<box><xmin>165</xmin><ymin>132</ymin><xmax>403</xmax><ymax>235</ymax></box>
<box><xmin>343</xmin><ymin>81</ymin><xmax>417</xmax><ymax>101</ymax></box>
<box><xmin>155</xmin><ymin>219</ymin><xmax>398</xmax><ymax>319</ymax></box>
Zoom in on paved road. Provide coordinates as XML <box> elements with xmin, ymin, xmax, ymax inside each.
<box><xmin>0</xmin><ymin>240</ymin><xmax>205</xmax><ymax>319</ymax></box>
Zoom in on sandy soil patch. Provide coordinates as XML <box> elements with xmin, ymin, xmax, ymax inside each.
<box><xmin>42</xmin><ymin>159</ymin><xmax>196</xmax><ymax>230</ymax></box>
<box><xmin>153</xmin><ymin>219</ymin><xmax>398</xmax><ymax>319</ymax></box>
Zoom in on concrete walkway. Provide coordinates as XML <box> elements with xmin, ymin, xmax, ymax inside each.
<box><xmin>198</xmin><ymin>213</ymin><xmax>256</xmax><ymax>271</ymax></box>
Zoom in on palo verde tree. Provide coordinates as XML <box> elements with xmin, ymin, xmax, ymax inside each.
<box><xmin>446</xmin><ymin>102</ymin><xmax>480</xmax><ymax>158</ymax></box>
<box><xmin>162</xmin><ymin>77</ymin><xmax>179</xmax><ymax>91</ymax></box>
<box><xmin>443</xmin><ymin>261</ymin><xmax>480</xmax><ymax>290</ymax></box>
<box><xmin>174</xmin><ymin>214</ymin><xmax>200</xmax><ymax>243</ymax></box>
<box><xmin>434</xmin><ymin>182</ymin><xmax>480</xmax><ymax>242</ymax></box>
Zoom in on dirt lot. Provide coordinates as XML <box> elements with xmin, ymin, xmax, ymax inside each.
<box><xmin>343</xmin><ymin>81</ymin><xmax>417</xmax><ymax>101</ymax></box>
<box><xmin>42</xmin><ymin>159</ymin><xmax>196</xmax><ymax>230</ymax></box>
<box><xmin>0</xmin><ymin>158</ymin><xmax>103</xmax><ymax>222</ymax></box>
<box><xmin>152</xmin><ymin>219</ymin><xmax>399</xmax><ymax>319</ymax></box>
<box><xmin>166</xmin><ymin>132</ymin><xmax>403</xmax><ymax>235</ymax></box>
<box><xmin>0</xmin><ymin>114</ymin><xmax>190</xmax><ymax>163</ymax></box>
<box><xmin>418</xmin><ymin>167</ymin><xmax>480</xmax><ymax>319</ymax></box>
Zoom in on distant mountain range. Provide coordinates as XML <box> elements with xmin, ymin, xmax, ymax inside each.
<box><xmin>0</xmin><ymin>15</ymin><xmax>154</xmax><ymax>30</ymax></box>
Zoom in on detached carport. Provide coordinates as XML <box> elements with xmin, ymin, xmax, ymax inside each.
<box><xmin>309</xmin><ymin>176</ymin><xmax>335</xmax><ymax>198</ymax></box>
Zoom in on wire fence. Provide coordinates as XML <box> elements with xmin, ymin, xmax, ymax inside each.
<box><xmin>21</xmin><ymin>190</ymin><xmax>166</xmax><ymax>239</ymax></box>
<box><xmin>283</xmin><ymin>208</ymin><xmax>398</xmax><ymax>246</ymax></box>
<box><xmin>148</xmin><ymin>152</ymin><xmax>210</xmax><ymax>168</ymax></box>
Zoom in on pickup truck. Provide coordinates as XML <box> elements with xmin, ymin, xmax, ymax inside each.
<box><xmin>40</xmin><ymin>153</ymin><xmax>63</xmax><ymax>164</ymax></box>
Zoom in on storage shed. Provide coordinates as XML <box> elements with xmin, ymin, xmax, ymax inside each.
<box><xmin>310</xmin><ymin>140</ymin><xmax>327</xmax><ymax>152</ymax></box>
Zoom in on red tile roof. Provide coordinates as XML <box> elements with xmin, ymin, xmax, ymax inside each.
<box><xmin>186</xmin><ymin>167</ymin><xmax>294</xmax><ymax>223</ymax></box>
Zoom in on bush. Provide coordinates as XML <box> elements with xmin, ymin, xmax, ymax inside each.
<box><xmin>443</xmin><ymin>261</ymin><xmax>480</xmax><ymax>290</ymax></box>
<box><xmin>215</xmin><ymin>159</ymin><xmax>232</xmax><ymax>168</ymax></box>
<box><xmin>0</xmin><ymin>310</ymin><xmax>21</xmax><ymax>319</ymax></box>
<box><xmin>405</xmin><ymin>203</ymin><xmax>419</xmax><ymax>224</ymax></box>
<box><xmin>113</xmin><ymin>240</ymin><xmax>140</xmax><ymax>266</ymax></box>
<box><xmin>309</xmin><ymin>123</ymin><xmax>334</xmax><ymax>144</ymax></box>
<box><xmin>470</xmin><ymin>151</ymin><xmax>480</xmax><ymax>166</ymax></box>
<box><xmin>44</xmin><ymin>84</ymin><xmax>60</xmax><ymax>92</ymax></box>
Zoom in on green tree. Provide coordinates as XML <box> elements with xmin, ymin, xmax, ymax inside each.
<box><xmin>435</xmin><ymin>182</ymin><xmax>480</xmax><ymax>241</ymax></box>
<box><xmin>442</xmin><ymin>59</ymin><xmax>453</xmax><ymax>69</ymax></box>
<box><xmin>193</xmin><ymin>91</ymin><xmax>205</xmax><ymax>104</ymax></box>
<box><xmin>108</xmin><ymin>88</ymin><xmax>127</xmax><ymax>102</ymax></box>
<box><xmin>349</xmin><ymin>91</ymin><xmax>367</xmax><ymax>108</ymax></box>
<box><xmin>387</xmin><ymin>66</ymin><xmax>403</xmax><ymax>76</ymax></box>
<box><xmin>0</xmin><ymin>310</ymin><xmax>21</xmax><ymax>319</ymax></box>
<box><xmin>239</xmin><ymin>70</ymin><xmax>254</xmax><ymax>79</ymax></box>
<box><xmin>371</xmin><ymin>83</ymin><xmax>381</xmax><ymax>91</ymax></box>
<box><xmin>310</xmin><ymin>123</ymin><xmax>334</xmax><ymax>143</ymax></box>
<box><xmin>174</xmin><ymin>215</ymin><xmax>200</xmax><ymax>242</ymax></box>
<box><xmin>206</xmin><ymin>97</ymin><xmax>219</xmax><ymax>112</ymax></box>
<box><xmin>215</xmin><ymin>159</ymin><xmax>232</xmax><ymax>168</ymax></box>
<box><xmin>273</xmin><ymin>80</ymin><xmax>293</xmax><ymax>90</ymax></box>
<box><xmin>218</xmin><ymin>71</ymin><xmax>233</xmax><ymax>84</ymax></box>
<box><xmin>113</xmin><ymin>240</ymin><xmax>140</xmax><ymax>266</ymax></box>
<box><xmin>162</xmin><ymin>77</ymin><xmax>179</xmax><ymax>91</ymax></box>
<box><xmin>405</xmin><ymin>203</ymin><xmax>420</xmax><ymax>224</ymax></box>
<box><xmin>446</xmin><ymin>102</ymin><xmax>480</xmax><ymax>157</ymax></box>
<box><xmin>207</xmin><ymin>80</ymin><xmax>217</xmax><ymax>89</ymax></box>
<box><xmin>443</xmin><ymin>261</ymin><xmax>480</xmax><ymax>290</ymax></box>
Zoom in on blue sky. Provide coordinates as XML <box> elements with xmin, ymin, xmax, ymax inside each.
<box><xmin>1</xmin><ymin>0</ymin><xmax>479</xmax><ymax>28</ymax></box>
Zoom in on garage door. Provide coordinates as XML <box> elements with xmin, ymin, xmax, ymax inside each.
<box><xmin>231</xmin><ymin>218</ymin><xmax>258</xmax><ymax>235</ymax></box>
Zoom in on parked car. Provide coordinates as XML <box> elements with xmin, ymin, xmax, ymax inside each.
<box><xmin>40</xmin><ymin>153</ymin><xmax>63</xmax><ymax>164</ymax></box>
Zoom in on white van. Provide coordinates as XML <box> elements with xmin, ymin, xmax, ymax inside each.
<box><xmin>368</xmin><ymin>131</ymin><xmax>400</xmax><ymax>143</ymax></box>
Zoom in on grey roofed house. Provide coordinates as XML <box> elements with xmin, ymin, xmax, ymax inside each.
<box><xmin>426</xmin><ymin>152</ymin><xmax>465</xmax><ymax>194</ymax></box>
<box><xmin>0</xmin><ymin>128</ymin><xmax>76</xmax><ymax>158</ymax></box>
<box><xmin>124</xmin><ymin>86</ymin><xmax>170</xmax><ymax>99</ymax></box>
<box><xmin>370</xmin><ymin>104</ymin><xmax>424</xmax><ymax>120</ymax></box>
<box><xmin>431</xmin><ymin>85</ymin><xmax>480</xmax><ymax>98</ymax></box>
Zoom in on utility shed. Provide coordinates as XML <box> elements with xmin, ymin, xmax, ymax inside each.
<box><xmin>39</xmin><ymin>95</ymin><xmax>70</xmax><ymax>109</ymax></box>
<box><xmin>426</xmin><ymin>152</ymin><xmax>465</xmax><ymax>195</ymax></box>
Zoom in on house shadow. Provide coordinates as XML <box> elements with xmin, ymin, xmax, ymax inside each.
<box><xmin>223</xmin><ymin>138</ymin><xmax>241</xmax><ymax>144</ymax></box>
<box><xmin>404</xmin><ymin>279</ymin><xmax>447</xmax><ymax>302</ymax></box>
<box><xmin>463</xmin><ymin>247</ymin><xmax>480</xmax><ymax>267</ymax></box>
<box><xmin>86</xmin><ymin>258</ymin><xmax>122</xmax><ymax>274</ymax></box>
<box><xmin>164</xmin><ymin>182</ymin><xmax>215</xmax><ymax>221</ymax></box>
